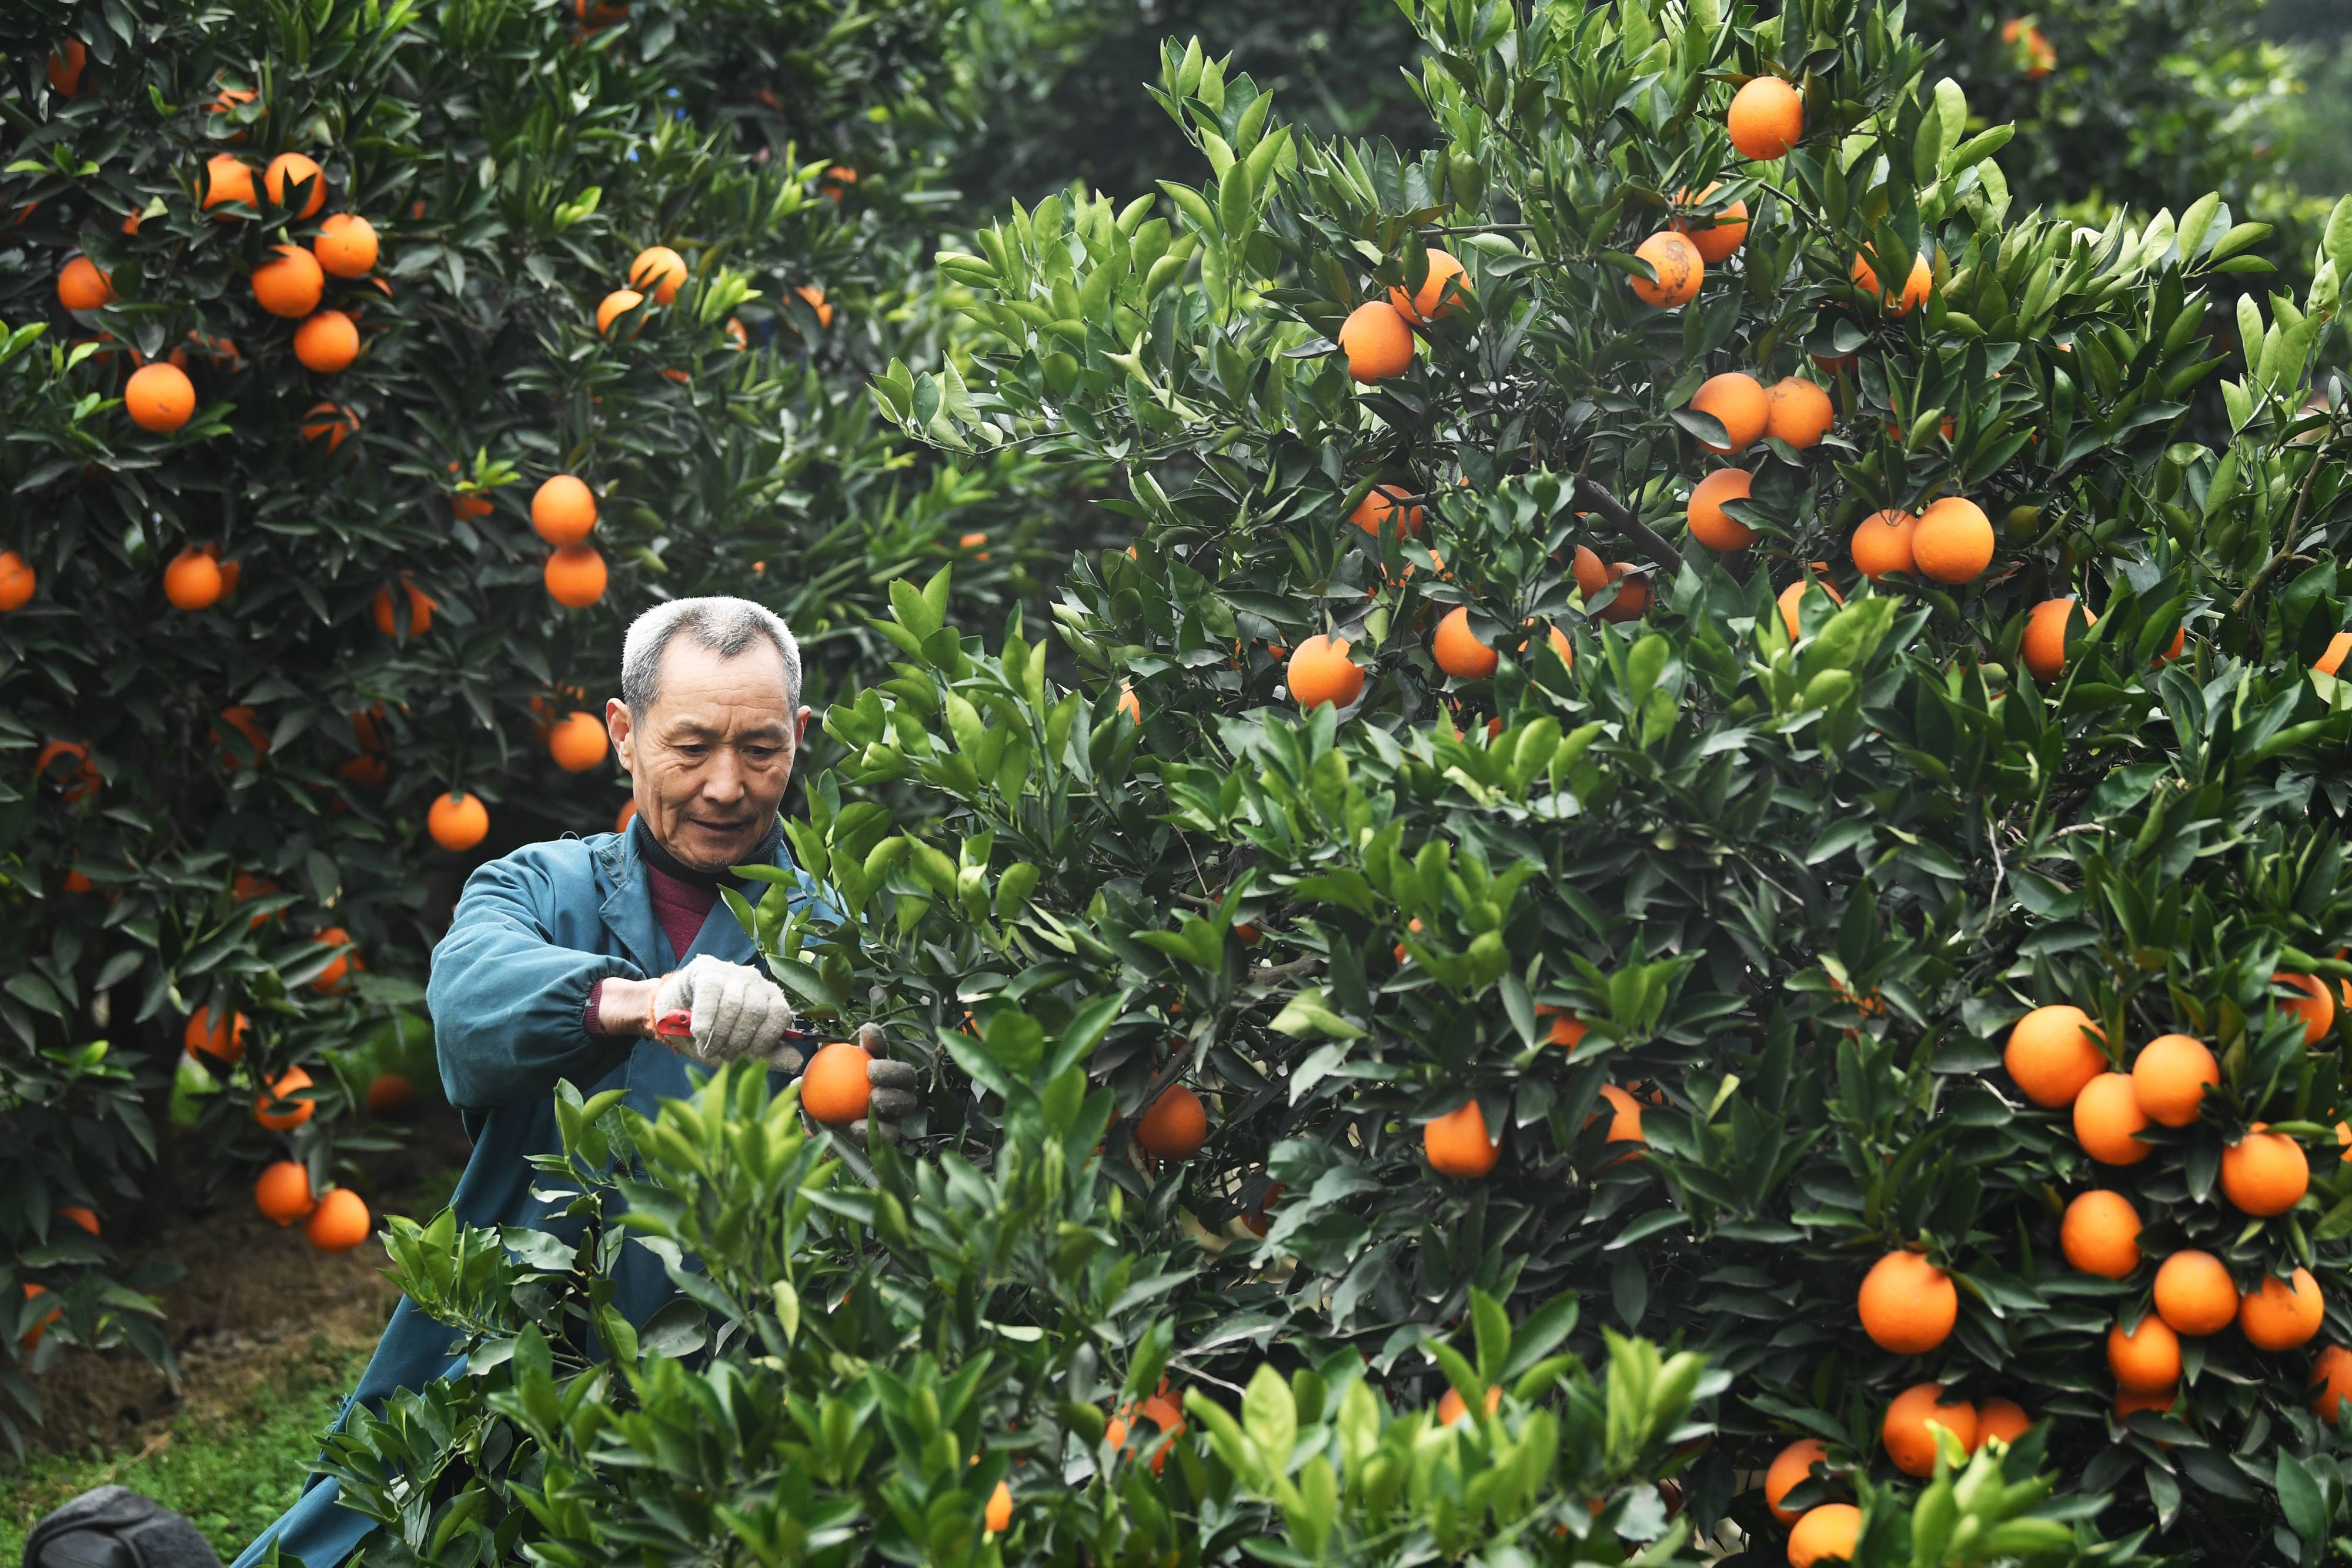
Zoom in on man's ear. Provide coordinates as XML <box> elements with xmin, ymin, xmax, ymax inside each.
<box><xmin>608</xmin><ymin>698</ymin><xmax>633</xmax><ymax>772</ymax></box>
<box><xmin>796</xmin><ymin>704</ymin><xmax>812</xmax><ymax>745</ymax></box>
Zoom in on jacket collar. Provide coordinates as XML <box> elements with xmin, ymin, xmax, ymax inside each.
<box><xmin>595</xmin><ymin>818</ymin><xmax>791</xmax><ymax>976</ymax></box>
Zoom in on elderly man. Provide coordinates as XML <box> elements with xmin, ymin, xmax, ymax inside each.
<box><xmin>233</xmin><ymin>597</ymin><xmax>914</xmax><ymax>1568</ymax></box>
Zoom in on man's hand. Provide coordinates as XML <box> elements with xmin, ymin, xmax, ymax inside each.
<box><xmin>853</xmin><ymin>1021</ymin><xmax>923</xmax><ymax>1142</ymax></box>
<box><xmin>651</xmin><ymin>955</ymin><xmax>799</xmax><ymax>1067</ymax></box>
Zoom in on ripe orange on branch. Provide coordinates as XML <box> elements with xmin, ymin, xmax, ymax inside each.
<box><xmin>1431</xmin><ymin>607</ymin><xmax>1498</xmax><ymax>679</ymax></box>
<box><xmin>1424</xmin><ymin>1100</ymin><xmax>1499</xmax><ymax>1178</ymax></box>
<box><xmin>252</xmin><ymin>244</ymin><xmax>325</xmax><ymax>317</ymax></box>
<box><xmin>263</xmin><ymin>152</ymin><xmax>326</xmax><ymax>216</ymax></box>
<box><xmin>126</xmin><ymin>363</ymin><xmax>196</xmax><ymax>433</ymax></box>
<box><xmin>306</xmin><ymin>1188</ymin><xmax>371</xmax><ymax>1253</ymax></box>
<box><xmin>201</xmin><ymin>154</ymin><xmax>257</xmax><ymax>215</ymax></box>
<box><xmin>2220</xmin><ymin>1124</ymin><xmax>2309</xmax><ymax>1216</ymax></box>
<box><xmin>2131</xmin><ymin>1034</ymin><xmax>2217</xmax><ymax>1127</ymax></box>
<box><xmin>58</xmin><ymin>254</ymin><xmax>113</xmax><ymax>311</ymax></box>
<box><xmin>184</xmin><ymin>1007</ymin><xmax>249</xmax><ymax>1064</ymax></box>
<box><xmin>1776</xmin><ymin>574</ymin><xmax>1842</xmax><ymax>641</ymax></box>
<box><xmin>1338</xmin><ymin>300</ymin><xmax>1413</xmax><ymax>381</ymax></box>
<box><xmin>2059</xmin><ymin>1189</ymin><xmax>2141</xmax><ymax>1278</ymax></box>
<box><xmin>549</xmin><ymin>712</ymin><xmax>609</xmax><ymax>771</ymax></box>
<box><xmin>1881</xmin><ymin>1383</ymin><xmax>1975</xmax><ymax>1476</ymax></box>
<box><xmin>1856</xmin><ymin>1249</ymin><xmax>1955</xmax><ymax>1353</ymax></box>
<box><xmin>629</xmin><ymin>245</ymin><xmax>688</xmax><ymax>305</ymax></box>
<box><xmin>1348</xmin><ymin>483</ymin><xmax>1424</xmax><ymax>538</ymax></box>
<box><xmin>293</xmin><ymin>310</ymin><xmax>360</xmax><ymax>372</ymax></box>
<box><xmin>2153</xmin><ymin>1250</ymin><xmax>2237</xmax><ymax>1335</ymax></box>
<box><xmin>0</xmin><ymin>552</ymin><xmax>34</xmax><ymax>611</ymax></box>
<box><xmin>801</xmin><ymin>1041</ymin><xmax>875</xmax><ymax>1125</ymax></box>
<box><xmin>1572</xmin><ymin>547</ymin><xmax>1648</xmax><ymax>623</ymax></box>
<box><xmin>1631</xmin><ymin>230</ymin><xmax>1702</xmax><ymax>309</ymax></box>
<box><xmin>1287</xmin><ymin>635</ymin><xmax>1364</xmax><ymax>711</ymax></box>
<box><xmin>1764</xmin><ymin>377</ymin><xmax>1833</xmax><ymax>448</ymax></box>
<box><xmin>545</xmin><ymin>546</ymin><xmax>609</xmax><ymax>608</ymax></box>
<box><xmin>1387</xmin><ymin>248</ymin><xmax>1466</xmax><ymax>323</ymax></box>
<box><xmin>1727</xmin><ymin>76</ymin><xmax>1803</xmax><ymax>158</ymax></box>
<box><xmin>303</xmin><ymin>401</ymin><xmax>358</xmax><ymax>451</ymax></box>
<box><xmin>1852</xmin><ymin>249</ymin><xmax>1932</xmax><ymax>316</ymax></box>
<box><xmin>372</xmin><ymin>576</ymin><xmax>435</xmax><ymax>636</ymax></box>
<box><xmin>1763</xmin><ymin>1438</ymin><xmax>1828</xmax><ymax>1524</ymax></box>
<box><xmin>532</xmin><ymin>475</ymin><xmax>599</xmax><ymax>544</ymax></box>
<box><xmin>2107</xmin><ymin>1315</ymin><xmax>2181</xmax><ymax>1390</ymax></box>
<box><xmin>1669</xmin><ymin>183</ymin><xmax>1747</xmax><ymax>262</ymax></box>
<box><xmin>255</xmin><ymin>1067</ymin><xmax>316</xmax><ymax>1131</ymax></box>
<box><xmin>1788</xmin><ymin>1504</ymin><xmax>1860</xmax><ymax>1568</ymax></box>
<box><xmin>1910</xmin><ymin>497</ymin><xmax>1993</xmax><ymax>584</ymax></box>
<box><xmin>2274</xmin><ymin>971</ymin><xmax>2336</xmax><ymax>1045</ymax></box>
<box><xmin>1690</xmin><ymin>373</ymin><xmax>1768</xmax><ymax>454</ymax></box>
<box><xmin>1849</xmin><ymin>509</ymin><xmax>1916</xmax><ymax>580</ymax></box>
<box><xmin>2241</xmin><ymin>1269</ymin><xmax>2324</xmax><ymax>1350</ymax></box>
<box><xmin>1686</xmin><ymin>468</ymin><xmax>1755</xmax><ymax>550</ymax></box>
<box><xmin>255</xmin><ymin>1162</ymin><xmax>316</xmax><ymax>1225</ymax></box>
<box><xmin>2003</xmin><ymin>1004</ymin><xmax>2106</xmax><ymax>1106</ymax></box>
<box><xmin>428</xmin><ymin>791</ymin><xmax>490</xmax><ymax>851</ymax></box>
<box><xmin>163</xmin><ymin>546</ymin><xmax>224</xmax><ymax>610</ymax></box>
<box><xmin>597</xmin><ymin>288</ymin><xmax>646</xmax><ymax>336</ymax></box>
<box><xmin>1136</xmin><ymin>1084</ymin><xmax>1208</xmax><ymax>1158</ymax></box>
<box><xmin>2073</xmin><ymin>1072</ymin><xmax>2151</xmax><ymax>1165</ymax></box>
<box><xmin>314</xmin><ymin>213</ymin><xmax>378</xmax><ymax>277</ymax></box>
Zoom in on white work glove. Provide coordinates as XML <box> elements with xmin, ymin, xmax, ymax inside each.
<box><xmin>653</xmin><ymin>955</ymin><xmax>799</xmax><ymax>1068</ymax></box>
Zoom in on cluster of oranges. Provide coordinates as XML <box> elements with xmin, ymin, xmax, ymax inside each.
<box><xmin>1999</xmin><ymin>17</ymin><xmax>2058</xmax><ymax>81</ymax></box>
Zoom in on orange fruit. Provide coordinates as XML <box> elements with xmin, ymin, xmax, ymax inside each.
<box><xmin>1136</xmin><ymin>1085</ymin><xmax>1208</xmax><ymax>1158</ymax></box>
<box><xmin>1765</xmin><ymin>377</ymin><xmax>1834</xmax><ymax>448</ymax></box>
<box><xmin>55</xmin><ymin>1206</ymin><xmax>98</xmax><ymax>1236</ymax></box>
<box><xmin>47</xmin><ymin>39</ymin><xmax>86</xmax><ymax>96</ymax></box>
<box><xmin>2073</xmin><ymin>1072</ymin><xmax>2151</xmax><ymax>1165</ymax></box>
<box><xmin>216</xmin><ymin>704</ymin><xmax>269</xmax><ymax>764</ymax></box>
<box><xmin>314</xmin><ymin>213</ymin><xmax>378</xmax><ymax>278</ymax></box>
<box><xmin>1669</xmin><ymin>183</ymin><xmax>1748</xmax><ymax>263</ymax></box>
<box><xmin>597</xmin><ymin>287</ymin><xmax>646</xmax><ymax>335</ymax></box>
<box><xmin>549</xmin><ymin>712</ymin><xmax>609</xmax><ymax>771</ymax></box>
<box><xmin>2275</xmin><ymin>971</ymin><xmax>2336</xmax><ymax>1045</ymax></box>
<box><xmin>1435</xmin><ymin>1384</ymin><xmax>1502</xmax><ymax>1424</ymax></box>
<box><xmin>2019</xmin><ymin>597</ymin><xmax>2084</xmax><ymax>683</ymax></box>
<box><xmin>1788</xmin><ymin>1503</ymin><xmax>1860</xmax><ymax>1568</ymax></box>
<box><xmin>37</xmin><ymin>739</ymin><xmax>102</xmax><ymax>803</ymax></box>
<box><xmin>1287</xmin><ymin>635</ymin><xmax>1365</xmax><ymax>710</ymax></box>
<box><xmin>1424</xmin><ymin>1099</ymin><xmax>1499</xmax><ymax>1178</ymax></box>
<box><xmin>372</xmin><ymin>576</ymin><xmax>435</xmax><ymax>636</ymax></box>
<box><xmin>365</xmin><ymin>1073</ymin><xmax>415</xmax><ymax>1114</ymax></box>
<box><xmin>2003</xmin><ymin>1004</ymin><xmax>2106</xmax><ymax>1107</ymax></box>
<box><xmin>252</xmin><ymin>243</ymin><xmax>325</xmax><ymax>317</ymax></box>
<box><xmin>2241</xmin><ymin>1268</ymin><xmax>2325</xmax><ymax>1350</ymax></box>
<box><xmin>1910</xmin><ymin>497</ymin><xmax>1993</xmax><ymax>584</ymax></box>
<box><xmin>1882</xmin><ymin>1383</ymin><xmax>1975</xmax><ymax>1476</ymax></box>
<box><xmin>1631</xmin><ymin>230</ymin><xmax>1703</xmax><ymax>308</ymax></box>
<box><xmin>1763</xmin><ymin>1437</ymin><xmax>1828</xmax><ymax>1525</ymax></box>
<box><xmin>2059</xmin><ymin>1189</ymin><xmax>2141</xmax><ymax>1279</ymax></box>
<box><xmin>1349</xmin><ymin>483</ymin><xmax>1425</xmax><ymax>537</ymax></box>
<box><xmin>629</xmin><ymin>245</ymin><xmax>688</xmax><ymax>305</ymax></box>
<box><xmin>1686</xmin><ymin>468</ymin><xmax>1755</xmax><ymax>550</ymax></box>
<box><xmin>1431</xmin><ymin>607</ymin><xmax>1498</xmax><ymax>679</ymax></box>
<box><xmin>1339</xmin><ymin>300</ymin><xmax>1414</xmax><ymax>381</ymax></box>
<box><xmin>305</xmin><ymin>1188</ymin><xmax>371</xmax><ymax>1253</ymax></box>
<box><xmin>183</xmin><ymin>1007</ymin><xmax>249</xmax><ymax>1064</ymax></box>
<box><xmin>801</xmin><ymin>1041</ymin><xmax>876</xmax><ymax>1125</ymax></box>
<box><xmin>428</xmin><ymin>791</ymin><xmax>489</xmax><ymax>851</ymax></box>
<box><xmin>58</xmin><ymin>255</ymin><xmax>113</xmax><ymax>311</ymax></box>
<box><xmin>532</xmin><ymin>475</ymin><xmax>599</xmax><ymax>545</ymax></box>
<box><xmin>1571</xmin><ymin>546</ymin><xmax>1649</xmax><ymax>621</ymax></box>
<box><xmin>202</xmin><ymin>154</ymin><xmax>257</xmax><ymax>215</ymax></box>
<box><xmin>1857</xmin><ymin>1250</ymin><xmax>1956</xmax><ymax>1353</ymax></box>
<box><xmin>2220</xmin><ymin>1124</ymin><xmax>2309</xmax><ymax>1217</ymax></box>
<box><xmin>2153</xmin><ymin>1250</ymin><xmax>2237</xmax><ymax>1335</ymax></box>
<box><xmin>2316</xmin><ymin>631</ymin><xmax>2351</xmax><ymax>677</ymax></box>
<box><xmin>984</xmin><ymin>1479</ymin><xmax>1012</xmax><ymax>1534</ymax></box>
<box><xmin>725</xmin><ymin>316</ymin><xmax>749</xmax><ymax>350</ymax></box>
<box><xmin>340</xmin><ymin>754</ymin><xmax>389</xmax><ymax>788</ymax></box>
<box><xmin>163</xmin><ymin>546</ymin><xmax>224</xmax><ymax>610</ymax></box>
<box><xmin>1974</xmin><ymin>1398</ymin><xmax>2031</xmax><ymax>1448</ymax></box>
<box><xmin>1388</xmin><ymin>248</ymin><xmax>1467</xmax><ymax>323</ymax></box>
<box><xmin>1589</xmin><ymin>1084</ymin><xmax>1646</xmax><ymax>1161</ymax></box>
<box><xmin>126</xmin><ymin>362</ymin><xmax>196</xmax><ymax>433</ymax></box>
<box><xmin>1777</xmin><ymin>574</ymin><xmax>1843</xmax><ymax>640</ymax></box>
<box><xmin>2107</xmin><ymin>1315</ymin><xmax>2181</xmax><ymax>1390</ymax></box>
<box><xmin>1852</xmin><ymin>250</ymin><xmax>1932</xmax><ymax>316</ymax></box>
<box><xmin>311</xmin><ymin>927</ymin><xmax>357</xmax><ymax>992</ymax></box>
<box><xmin>1539</xmin><ymin>1007</ymin><xmax>1588</xmax><ymax>1049</ymax></box>
<box><xmin>21</xmin><ymin>1283</ymin><xmax>60</xmax><ymax>1351</ymax></box>
<box><xmin>255</xmin><ymin>1161</ymin><xmax>317</xmax><ymax>1226</ymax></box>
<box><xmin>794</xmin><ymin>283</ymin><xmax>834</xmax><ymax>327</ymax></box>
<box><xmin>1117</xmin><ymin>684</ymin><xmax>1142</xmax><ymax>724</ymax></box>
<box><xmin>1727</xmin><ymin>76</ymin><xmax>1803</xmax><ymax>159</ymax></box>
<box><xmin>293</xmin><ymin>310</ymin><xmax>359</xmax><ymax>373</ymax></box>
<box><xmin>0</xmin><ymin>551</ymin><xmax>33</xmax><ymax>612</ymax></box>
<box><xmin>616</xmin><ymin>800</ymin><xmax>638</xmax><ymax>833</ymax></box>
<box><xmin>302</xmin><ymin>401</ymin><xmax>358</xmax><ymax>450</ymax></box>
<box><xmin>544</xmin><ymin>545</ymin><xmax>609</xmax><ymax>608</ymax></box>
<box><xmin>2312</xmin><ymin>1346</ymin><xmax>2352</xmax><ymax>1419</ymax></box>
<box><xmin>1849</xmin><ymin>510</ymin><xmax>1915</xmax><ymax>580</ymax></box>
<box><xmin>255</xmin><ymin>1066</ymin><xmax>317</xmax><ymax>1131</ymax></box>
<box><xmin>2130</xmin><ymin>1034</ymin><xmax>2217</xmax><ymax>1127</ymax></box>
<box><xmin>1528</xmin><ymin>623</ymin><xmax>1574</xmax><ymax>671</ymax></box>
<box><xmin>263</xmin><ymin>152</ymin><xmax>326</xmax><ymax>217</ymax></box>
<box><xmin>2114</xmin><ymin>1385</ymin><xmax>2177</xmax><ymax>1422</ymax></box>
<box><xmin>1690</xmin><ymin>373</ymin><xmax>1769</xmax><ymax>454</ymax></box>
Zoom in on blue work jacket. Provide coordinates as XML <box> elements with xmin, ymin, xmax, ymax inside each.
<box><xmin>231</xmin><ymin>824</ymin><xmax>828</xmax><ymax>1568</ymax></box>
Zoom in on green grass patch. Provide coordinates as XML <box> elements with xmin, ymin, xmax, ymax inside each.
<box><xmin>0</xmin><ymin>1334</ymin><xmax>366</xmax><ymax>1563</ymax></box>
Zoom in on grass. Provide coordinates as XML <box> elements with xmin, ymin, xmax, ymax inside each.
<box><xmin>0</xmin><ymin>1333</ymin><xmax>367</xmax><ymax>1563</ymax></box>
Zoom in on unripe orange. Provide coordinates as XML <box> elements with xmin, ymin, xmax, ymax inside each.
<box><xmin>427</xmin><ymin>790</ymin><xmax>489</xmax><ymax>852</ymax></box>
<box><xmin>1338</xmin><ymin>300</ymin><xmax>1414</xmax><ymax>382</ymax></box>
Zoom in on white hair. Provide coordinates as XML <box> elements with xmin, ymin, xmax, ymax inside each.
<box><xmin>620</xmin><ymin>597</ymin><xmax>801</xmax><ymax>716</ymax></box>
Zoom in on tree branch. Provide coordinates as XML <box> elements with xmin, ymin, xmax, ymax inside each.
<box><xmin>1570</xmin><ymin>477</ymin><xmax>1685</xmax><ymax>579</ymax></box>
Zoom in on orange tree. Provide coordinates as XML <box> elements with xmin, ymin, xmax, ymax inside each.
<box><xmin>308</xmin><ymin>0</ymin><xmax>2352</xmax><ymax>1562</ymax></box>
<box><xmin>850</xmin><ymin>0</ymin><xmax>2352</xmax><ymax>1553</ymax></box>
<box><xmin>0</xmin><ymin>0</ymin><xmax>1058</xmax><ymax>1446</ymax></box>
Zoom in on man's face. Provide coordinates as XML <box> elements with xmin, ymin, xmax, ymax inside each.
<box><xmin>609</xmin><ymin>637</ymin><xmax>810</xmax><ymax>871</ymax></box>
